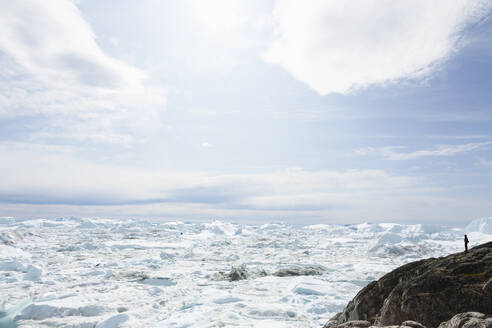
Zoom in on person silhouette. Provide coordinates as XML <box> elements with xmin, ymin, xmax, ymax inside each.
<box><xmin>464</xmin><ymin>234</ymin><xmax>469</xmax><ymax>253</ymax></box>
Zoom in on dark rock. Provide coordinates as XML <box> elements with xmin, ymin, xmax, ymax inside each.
<box><xmin>324</xmin><ymin>319</ymin><xmax>426</xmax><ymax>328</ymax></box>
<box><xmin>229</xmin><ymin>266</ymin><xmax>248</xmax><ymax>281</ymax></box>
<box><xmin>325</xmin><ymin>313</ymin><xmax>491</xmax><ymax>328</ymax></box>
<box><xmin>116</xmin><ymin>306</ymin><xmax>128</xmax><ymax>313</ymax></box>
<box><xmin>338</xmin><ymin>320</ymin><xmax>372</xmax><ymax>328</ymax></box>
<box><xmin>213</xmin><ymin>265</ymin><xmax>249</xmax><ymax>281</ymax></box>
<box><xmin>402</xmin><ymin>321</ymin><xmax>426</xmax><ymax>328</ymax></box>
<box><xmin>483</xmin><ymin>277</ymin><xmax>492</xmax><ymax>294</ymax></box>
<box><xmin>437</xmin><ymin>312</ymin><xmax>492</xmax><ymax>328</ymax></box>
<box><xmin>323</xmin><ymin>320</ymin><xmax>370</xmax><ymax>328</ymax></box>
<box><xmin>272</xmin><ymin>265</ymin><xmax>325</xmax><ymax>277</ymax></box>
<box><xmin>211</xmin><ymin>265</ymin><xmax>270</xmax><ymax>281</ymax></box>
<box><xmin>328</xmin><ymin>242</ymin><xmax>492</xmax><ymax>328</ymax></box>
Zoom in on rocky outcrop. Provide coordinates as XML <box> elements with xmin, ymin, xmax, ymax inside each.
<box><xmin>438</xmin><ymin>312</ymin><xmax>492</xmax><ymax>328</ymax></box>
<box><xmin>272</xmin><ymin>265</ymin><xmax>325</xmax><ymax>277</ymax></box>
<box><xmin>328</xmin><ymin>319</ymin><xmax>427</xmax><ymax>328</ymax></box>
<box><xmin>213</xmin><ymin>265</ymin><xmax>251</xmax><ymax>281</ymax></box>
<box><xmin>327</xmin><ymin>242</ymin><xmax>492</xmax><ymax>328</ymax></box>
<box><xmin>327</xmin><ymin>313</ymin><xmax>491</xmax><ymax>328</ymax></box>
<box><xmin>212</xmin><ymin>264</ymin><xmax>325</xmax><ymax>281</ymax></box>
<box><xmin>229</xmin><ymin>266</ymin><xmax>249</xmax><ymax>281</ymax></box>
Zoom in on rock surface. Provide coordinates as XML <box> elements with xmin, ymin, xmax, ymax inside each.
<box><xmin>326</xmin><ymin>319</ymin><xmax>427</xmax><ymax>328</ymax></box>
<box><xmin>213</xmin><ymin>265</ymin><xmax>250</xmax><ymax>281</ymax></box>
<box><xmin>213</xmin><ymin>264</ymin><xmax>326</xmax><ymax>281</ymax></box>
<box><xmin>272</xmin><ymin>265</ymin><xmax>325</xmax><ymax>277</ymax></box>
<box><xmin>229</xmin><ymin>265</ymin><xmax>249</xmax><ymax>281</ymax></box>
<box><xmin>327</xmin><ymin>242</ymin><xmax>492</xmax><ymax>328</ymax></box>
<box><xmin>326</xmin><ymin>313</ymin><xmax>491</xmax><ymax>328</ymax></box>
<box><xmin>438</xmin><ymin>312</ymin><xmax>492</xmax><ymax>328</ymax></box>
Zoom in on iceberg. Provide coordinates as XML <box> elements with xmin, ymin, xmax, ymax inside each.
<box><xmin>0</xmin><ymin>300</ymin><xmax>30</xmax><ymax>328</ymax></box>
<box><xmin>465</xmin><ymin>217</ymin><xmax>492</xmax><ymax>234</ymax></box>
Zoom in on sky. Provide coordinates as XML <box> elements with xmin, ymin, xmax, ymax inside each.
<box><xmin>1</xmin><ymin>0</ymin><xmax>492</xmax><ymax>225</ymax></box>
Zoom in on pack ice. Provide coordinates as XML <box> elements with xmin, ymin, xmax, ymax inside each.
<box><xmin>1</xmin><ymin>217</ymin><xmax>490</xmax><ymax>327</ymax></box>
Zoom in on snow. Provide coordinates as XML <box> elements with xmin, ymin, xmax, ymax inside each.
<box><xmin>0</xmin><ymin>246</ymin><xmax>30</xmax><ymax>260</ymax></box>
<box><xmin>0</xmin><ymin>217</ymin><xmax>490</xmax><ymax>327</ymax></box>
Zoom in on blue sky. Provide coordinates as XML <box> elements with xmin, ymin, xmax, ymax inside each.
<box><xmin>1</xmin><ymin>0</ymin><xmax>492</xmax><ymax>225</ymax></box>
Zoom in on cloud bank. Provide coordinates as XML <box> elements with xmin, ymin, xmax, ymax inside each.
<box><xmin>263</xmin><ymin>0</ymin><xmax>492</xmax><ymax>94</ymax></box>
<box><xmin>3</xmin><ymin>143</ymin><xmax>489</xmax><ymax>224</ymax></box>
<box><xmin>0</xmin><ymin>142</ymin><xmax>433</xmax><ymax>223</ymax></box>
<box><xmin>357</xmin><ymin>141</ymin><xmax>492</xmax><ymax>160</ymax></box>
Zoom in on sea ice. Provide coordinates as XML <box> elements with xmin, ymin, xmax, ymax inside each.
<box><xmin>17</xmin><ymin>303</ymin><xmax>105</xmax><ymax>320</ymax></box>
<box><xmin>23</xmin><ymin>265</ymin><xmax>42</xmax><ymax>282</ymax></box>
<box><xmin>1</xmin><ymin>217</ymin><xmax>489</xmax><ymax>327</ymax></box>
<box><xmin>95</xmin><ymin>314</ymin><xmax>129</xmax><ymax>328</ymax></box>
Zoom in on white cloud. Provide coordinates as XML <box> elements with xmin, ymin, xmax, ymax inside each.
<box><xmin>263</xmin><ymin>0</ymin><xmax>492</xmax><ymax>94</ymax></box>
<box><xmin>357</xmin><ymin>141</ymin><xmax>492</xmax><ymax>160</ymax></box>
<box><xmin>0</xmin><ymin>0</ymin><xmax>141</xmax><ymax>89</ymax></box>
<box><xmin>0</xmin><ymin>0</ymin><xmax>166</xmax><ymax>143</ymax></box>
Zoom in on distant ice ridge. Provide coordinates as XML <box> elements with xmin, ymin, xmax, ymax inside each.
<box><xmin>465</xmin><ymin>217</ymin><xmax>492</xmax><ymax>234</ymax></box>
<box><xmin>0</xmin><ymin>217</ymin><xmax>490</xmax><ymax>328</ymax></box>
<box><xmin>349</xmin><ymin>220</ymin><xmax>492</xmax><ymax>257</ymax></box>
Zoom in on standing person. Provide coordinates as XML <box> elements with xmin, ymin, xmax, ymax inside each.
<box><xmin>464</xmin><ymin>234</ymin><xmax>469</xmax><ymax>253</ymax></box>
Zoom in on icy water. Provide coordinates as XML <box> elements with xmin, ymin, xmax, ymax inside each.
<box><xmin>1</xmin><ymin>217</ymin><xmax>491</xmax><ymax>327</ymax></box>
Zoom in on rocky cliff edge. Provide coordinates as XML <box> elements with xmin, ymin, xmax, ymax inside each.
<box><xmin>326</xmin><ymin>241</ymin><xmax>492</xmax><ymax>328</ymax></box>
